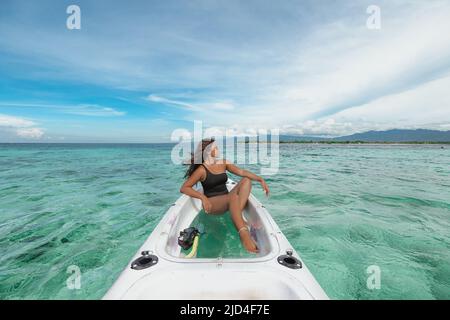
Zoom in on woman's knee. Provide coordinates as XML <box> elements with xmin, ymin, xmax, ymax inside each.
<box><xmin>240</xmin><ymin>177</ymin><xmax>252</xmax><ymax>189</ymax></box>
<box><xmin>229</xmin><ymin>193</ymin><xmax>239</xmax><ymax>202</ymax></box>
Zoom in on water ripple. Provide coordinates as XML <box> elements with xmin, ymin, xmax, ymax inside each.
<box><xmin>0</xmin><ymin>143</ymin><xmax>449</xmax><ymax>299</ymax></box>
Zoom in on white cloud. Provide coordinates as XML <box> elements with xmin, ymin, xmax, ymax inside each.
<box><xmin>0</xmin><ymin>114</ymin><xmax>35</xmax><ymax>127</ymax></box>
<box><xmin>204</xmin><ymin>101</ymin><xmax>234</xmax><ymax>111</ymax></box>
<box><xmin>279</xmin><ymin>75</ymin><xmax>450</xmax><ymax>136</ymax></box>
<box><xmin>290</xmin><ymin>3</ymin><xmax>450</xmax><ymax>120</ymax></box>
<box><xmin>66</xmin><ymin>105</ymin><xmax>126</xmax><ymax>117</ymax></box>
<box><xmin>0</xmin><ymin>114</ymin><xmax>44</xmax><ymax>140</ymax></box>
<box><xmin>16</xmin><ymin>127</ymin><xmax>44</xmax><ymax>139</ymax></box>
<box><xmin>281</xmin><ymin>119</ymin><xmax>350</xmax><ymax>137</ymax></box>
<box><xmin>147</xmin><ymin>95</ymin><xmax>196</xmax><ymax>110</ymax></box>
<box><xmin>181</xmin><ymin>1</ymin><xmax>450</xmax><ymax>134</ymax></box>
<box><xmin>329</xmin><ymin>75</ymin><xmax>450</xmax><ymax>132</ymax></box>
<box><xmin>0</xmin><ymin>102</ymin><xmax>125</xmax><ymax>117</ymax></box>
<box><xmin>147</xmin><ymin>94</ymin><xmax>235</xmax><ymax>111</ymax></box>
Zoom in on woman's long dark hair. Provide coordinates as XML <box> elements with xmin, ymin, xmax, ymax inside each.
<box><xmin>184</xmin><ymin>138</ymin><xmax>215</xmax><ymax>178</ymax></box>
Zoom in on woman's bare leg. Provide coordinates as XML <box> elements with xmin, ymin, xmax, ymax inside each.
<box><xmin>206</xmin><ymin>194</ymin><xmax>229</xmax><ymax>215</ymax></box>
<box><xmin>229</xmin><ymin>178</ymin><xmax>258</xmax><ymax>253</ymax></box>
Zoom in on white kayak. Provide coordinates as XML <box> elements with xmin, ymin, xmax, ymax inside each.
<box><xmin>103</xmin><ymin>180</ymin><xmax>329</xmax><ymax>300</ymax></box>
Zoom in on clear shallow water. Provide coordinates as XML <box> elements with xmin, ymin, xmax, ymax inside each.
<box><xmin>186</xmin><ymin>210</ymin><xmax>254</xmax><ymax>259</ymax></box>
<box><xmin>0</xmin><ymin>143</ymin><xmax>449</xmax><ymax>299</ymax></box>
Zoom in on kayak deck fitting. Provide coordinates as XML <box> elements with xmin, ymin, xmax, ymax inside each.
<box><xmin>103</xmin><ymin>180</ymin><xmax>329</xmax><ymax>300</ymax></box>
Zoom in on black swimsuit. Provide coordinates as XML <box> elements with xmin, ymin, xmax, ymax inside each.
<box><xmin>200</xmin><ymin>164</ymin><xmax>229</xmax><ymax>198</ymax></box>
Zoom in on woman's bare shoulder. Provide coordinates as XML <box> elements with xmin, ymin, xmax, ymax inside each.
<box><xmin>192</xmin><ymin>165</ymin><xmax>207</xmax><ymax>178</ymax></box>
<box><xmin>217</xmin><ymin>158</ymin><xmax>231</xmax><ymax>164</ymax></box>
<box><xmin>216</xmin><ymin>158</ymin><xmax>231</xmax><ymax>168</ymax></box>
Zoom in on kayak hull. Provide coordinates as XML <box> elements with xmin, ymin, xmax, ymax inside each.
<box><xmin>103</xmin><ymin>180</ymin><xmax>329</xmax><ymax>300</ymax></box>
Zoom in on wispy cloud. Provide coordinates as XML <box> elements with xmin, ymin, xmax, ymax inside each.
<box><xmin>146</xmin><ymin>95</ymin><xmax>197</xmax><ymax>110</ymax></box>
<box><xmin>0</xmin><ymin>102</ymin><xmax>126</xmax><ymax>117</ymax></box>
<box><xmin>65</xmin><ymin>105</ymin><xmax>126</xmax><ymax>117</ymax></box>
<box><xmin>146</xmin><ymin>94</ymin><xmax>235</xmax><ymax>111</ymax></box>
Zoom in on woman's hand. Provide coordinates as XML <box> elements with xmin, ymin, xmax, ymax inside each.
<box><xmin>201</xmin><ymin>197</ymin><xmax>212</xmax><ymax>213</ymax></box>
<box><xmin>260</xmin><ymin>178</ymin><xmax>270</xmax><ymax>197</ymax></box>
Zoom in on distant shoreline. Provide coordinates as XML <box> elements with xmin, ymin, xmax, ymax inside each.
<box><xmin>0</xmin><ymin>141</ymin><xmax>449</xmax><ymax>145</ymax></box>
<box><xmin>277</xmin><ymin>141</ymin><xmax>450</xmax><ymax>144</ymax></box>
<box><xmin>239</xmin><ymin>140</ymin><xmax>450</xmax><ymax>145</ymax></box>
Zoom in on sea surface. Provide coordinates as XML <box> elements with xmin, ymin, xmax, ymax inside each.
<box><xmin>0</xmin><ymin>143</ymin><xmax>449</xmax><ymax>299</ymax></box>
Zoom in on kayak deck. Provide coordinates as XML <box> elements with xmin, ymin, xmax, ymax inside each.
<box><xmin>103</xmin><ymin>180</ymin><xmax>328</xmax><ymax>300</ymax></box>
<box><xmin>114</xmin><ymin>267</ymin><xmax>316</xmax><ymax>299</ymax></box>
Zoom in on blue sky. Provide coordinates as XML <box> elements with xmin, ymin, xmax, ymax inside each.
<box><xmin>1</xmin><ymin>0</ymin><xmax>450</xmax><ymax>142</ymax></box>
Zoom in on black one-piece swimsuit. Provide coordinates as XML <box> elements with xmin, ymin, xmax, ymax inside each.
<box><xmin>200</xmin><ymin>164</ymin><xmax>229</xmax><ymax>198</ymax></box>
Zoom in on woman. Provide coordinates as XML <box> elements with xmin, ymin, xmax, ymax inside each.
<box><xmin>180</xmin><ymin>138</ymin><xmax>270</xmax><ymax>253</ymax></box>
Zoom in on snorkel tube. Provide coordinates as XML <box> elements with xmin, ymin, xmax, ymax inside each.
<box><xmin>185</xmin><ymin>235</ymin><xmax>199</xmax><ymax>258</ymax></box>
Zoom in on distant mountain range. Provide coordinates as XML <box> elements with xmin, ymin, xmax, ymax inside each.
<box><xmin>279</xmin><ymin>129</ymin><xmax>450</xmax><ymax>143</ymax></box>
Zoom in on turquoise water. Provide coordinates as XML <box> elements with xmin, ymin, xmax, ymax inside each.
<box><xmin>0</xmin><ymin>143</ymin><xmax>449</xmax><ymax>299</ymax></box>
<box><xmin>186</xmin><ymin>211</ymin><xmax>254</xmax><ymax>259</ymax></box>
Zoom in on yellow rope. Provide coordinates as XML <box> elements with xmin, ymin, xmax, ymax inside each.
<box><xmin>185</xmin><ymin>235</ymin><xmax>199</xmax><ymax>258</ymax></box>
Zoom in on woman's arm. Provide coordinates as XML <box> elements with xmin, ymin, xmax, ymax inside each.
<box><xmin>180</xmin><ymin>167</ymin><xmax>212</xmax><ymax>212</ymax></box>
<box><xmin>225</xmin><ymin>160</ymin><xmax>270</xmax><ymax>196</ymax></box>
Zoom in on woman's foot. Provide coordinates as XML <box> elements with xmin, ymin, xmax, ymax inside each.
<box><xmin>238</xmin><ymin>227</ymin><xmax>259</xmax><ymax>253</ymax></box>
